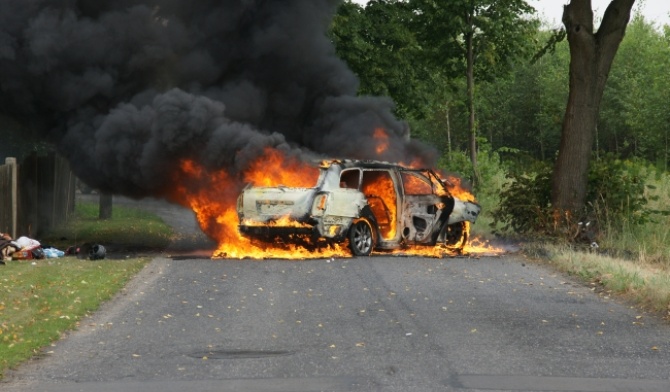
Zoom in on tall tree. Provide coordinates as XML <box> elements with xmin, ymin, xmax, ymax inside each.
<box><xmin>612</xmin><ymin>15</ymin><xmax>670</xmax><ymax>168</ymax></box>
<box><xmin>331</xmin><ymin>0</ymin><xmax>431</xmax><ymax>120</ymax></box>
<box><xmin>410</xmin><ymin>0</ymin><xmax>536</xmax><ymax>186</ymax></box>
<box><xmin>551</xmin><ymin>0</ymin><xmax>635</xmax><ymax>215</ymax></box>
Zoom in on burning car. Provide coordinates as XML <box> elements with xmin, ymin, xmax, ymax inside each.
<box><xmin>236</xmin><ymin>160</ymin><xmax>481</xmax><ymax>256</ymax></box>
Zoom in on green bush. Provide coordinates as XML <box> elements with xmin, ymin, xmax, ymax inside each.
<box><xmin>437</xmin><ymin>141</ymin><xmax>508</xmax><ymax>195</ymax></box>
<box><xmin>586</xmin><ymin>154</ymin><xmax>654</xmax><ymax>226</ymax></box>
<box><xmin>489</xmin><ymin>160</ymin><xmax>553</xmax><ymax>234</ymax></box>
<box><xmin>490</xmin><ymin>154</ymin><xmax>655</xmax><ymax>237</ymax></box>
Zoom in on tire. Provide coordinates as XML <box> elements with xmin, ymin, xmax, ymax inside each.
<box><xmin>443</xmin><ymin>222</ymin><xmax>468</xmax><ymax>252</ymax></box>
<box><xmin>349</xmin><ymin>220</ymin><xmax>373</xmax><ymax>256</ymax></box>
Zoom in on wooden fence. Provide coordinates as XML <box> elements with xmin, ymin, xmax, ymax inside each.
<box><xmin>0</xmin><ymin>154</ymin><xmax>75</xmax><ymax>238</ymax></box>
<box><xmin>0</xmin><ymin>157</ymin><xmax>18</xmax><ymax>237</ymax></box>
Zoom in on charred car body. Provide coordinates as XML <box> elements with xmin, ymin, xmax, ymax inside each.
<box><xmin>236</xmin><ymin>160</ymin><xmax>481</xmax><ymax>256</ymax></box>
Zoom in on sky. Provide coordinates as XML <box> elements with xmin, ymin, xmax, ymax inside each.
<box><xmin>532</xmin><ymin>0</ymin><xmax>670</xmax><ymax>28</ymax></box>
<box><xmin>350</xmin><ymin>0</ymin><xmax>670</xmax><ymax>29</ymax></box>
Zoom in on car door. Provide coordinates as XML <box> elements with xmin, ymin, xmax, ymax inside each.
<box><xmin>360</xmin><ymin>169</ymin><xmax>399</xmax><ymax>242</ymax></box>
<box><xmin>398</xmin><ymin>170</ymin><xmax>443</xmax><ymax>244</ymax></box>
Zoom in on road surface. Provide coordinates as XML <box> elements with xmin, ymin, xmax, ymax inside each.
<box><xmin>1</xmin><ymin>196</ymin><xmax>668</xmax><ymax>391</ymax></box>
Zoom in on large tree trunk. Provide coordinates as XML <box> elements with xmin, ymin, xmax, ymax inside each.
<box><xmin>551</xmin><ymin>0</ymin><xmax>635</xmax><ymax>218</ymax></box>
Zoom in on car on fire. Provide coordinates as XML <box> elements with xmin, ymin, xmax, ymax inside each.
<box><xmin>236</xmin><ymin>159</ymin><xmax>481</xmax><ymax>256</ymax></box>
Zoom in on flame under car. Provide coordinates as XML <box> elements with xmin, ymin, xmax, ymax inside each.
<box><xmin>236</xmin><ymin>160</ymin><xmax>481</xmax><ymax>256</ymax></box>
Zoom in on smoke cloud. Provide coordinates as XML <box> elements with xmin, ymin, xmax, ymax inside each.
<box><xmin>0</xmin><ymin>0</ymin><xmax>437</xmax><ymax>199</ymax></box>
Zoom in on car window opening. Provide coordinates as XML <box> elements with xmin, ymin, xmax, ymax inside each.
<box><xmin>339</xmin><ymin>169</ymin><xmax>361</xmax><ymax>189</ymax></box>
<box><xmin>361</xmin><ymin>170</ymin><xmax>397</xmax><ymax>240</ymax></box>
<box><xmin>401</xmin><ymin>172</ymin><xmax>433</xmax><ymax>195</ymax></box>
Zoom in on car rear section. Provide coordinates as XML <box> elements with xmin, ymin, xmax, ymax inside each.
<box><xmin>236</xmin><ymin>173</ymin><xmax>372</xmax><ymax>250</ymax></box>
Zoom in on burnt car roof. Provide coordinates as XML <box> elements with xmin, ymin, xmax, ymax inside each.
<box><xmin>319</xmin><ymin>159</ymin><xmax>432</xmax><ymax>172</ymax></box>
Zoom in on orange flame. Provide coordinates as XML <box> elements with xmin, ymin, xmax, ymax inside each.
<box><xmin>170</xmin><ymin>148</ymin><xmax>501</xmax><ymax>259</ymax></box>
<box><xmin>243</xmin><ymin>148</ymin><xmax>319</xmax><ymax>187</ymax></box>
<box><xmin>373</xmin><ymin>128</ymin><xmax>390</xmax><ymax>155</ymax></box>
<box><xmin>170</xmin><ymin>150</ymin><xmax>348</xmax><ymax>259</ymax></box>
<box><xmin>361</xmin><ymin>171</ymin><xmax>397</xmax><ymax>240</ymax></box>
<box><xmin>241</xmin><ymin>215</ymin><xmax>311</xmax><ymax>228</ymax></box>
<box><xmin>438</xmin><ymin>173</ymin><xmax>476</xmax><ymax>203</ymax></box>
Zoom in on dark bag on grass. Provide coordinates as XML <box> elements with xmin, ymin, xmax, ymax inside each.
<box><xmin>89</xmin><ymin>244</ymin><xmax>106</xmax><ymax>260</ymax></box>
<box><xmin>31</xmin><ymin>247</ymin><xmax>45</xmax><ymax>259</ymax></box>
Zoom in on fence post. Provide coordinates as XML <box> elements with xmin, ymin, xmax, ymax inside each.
<box><xmin>5</xmin><ymin>157</ymin><xmax>18</xmax><ymax>239</ymax></box>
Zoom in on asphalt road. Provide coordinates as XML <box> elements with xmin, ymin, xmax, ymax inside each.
<box><xmin>1</xmin><ymin>196</ymin><xmax>669</xmax><ymax>392</ymax></box>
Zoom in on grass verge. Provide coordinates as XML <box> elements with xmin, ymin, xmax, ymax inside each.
<box><xmin>524</xmin><ymin>243</ymin><xmax>670</xmax><ymax>318</ymax></box>
<box><xmin>0</xmin><ymin>257</ymin><xmax>150</xmax><ymax>378</ymax></box>
<box><xmin>43</xmin><ymin>201</ymin><xmax>173</xmax><ymax>251</ymax></box>
<box><xmin>0</xmin><ymin>201</ymin><xmax>172</xmax><ymax>378</ymax></box>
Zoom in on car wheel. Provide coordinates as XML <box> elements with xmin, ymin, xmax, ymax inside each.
<box><xmin>349</xmin><ymin>220</ymin><xmax>373</xmax><ymax>256</ymax></box>
<box><xmin>443</xmin><ymin>222</ymin><xmax>468</xmax><ymax>252</ymax></box>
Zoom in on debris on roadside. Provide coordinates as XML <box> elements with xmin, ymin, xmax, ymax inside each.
<box><xmin>0</xmin><ymin>233</ymin><xmax>67</xmax><ymax>264</ymax></box>
<box><xmin>89</xmin><ymin>244</ymin><xmax>107</xmax><ymax>260</ymax></box>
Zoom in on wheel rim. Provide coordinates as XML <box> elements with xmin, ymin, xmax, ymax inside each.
<box><xmin>352</xmin><ymin>222</ymin><xmax>372</xmax><ymax>254</ymax></box>
<box><xmin>444</xmin><ymin>222</ymin><xmax>466</xmax><ymax>249</ymax></box>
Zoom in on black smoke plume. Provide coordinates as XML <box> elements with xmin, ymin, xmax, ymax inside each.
<box><xmin>0</xmin><ymin>0</ymin><xmax>437</xmax><ymax>199</ymax></box>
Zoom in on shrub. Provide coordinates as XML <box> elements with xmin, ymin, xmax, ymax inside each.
<box><xmin>587</xmin><ymin>154</ymin><xmax>654</xmax><ymax>226</ymax></box>
<box><xmin>490</xmin><ymin>154</ymin><xmax>654</xmax><ymax>238</ymax></box>
<box><xmin>489</xmin><ymin>160</ymin><xmax>553</xmax><ymax>235</ymax></box>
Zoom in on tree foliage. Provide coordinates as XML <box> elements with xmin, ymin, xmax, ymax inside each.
<box><xmin>332</xmin><ymin>0</ymin><xmax>539</xmax><ymax>180</ymax></box>
<box><xmin>338</xmin><ymin>0</ymin><xmax>670</xmax><ymax>239</ymax></box>
<box><xmin>410</xmin><ymin>0</ymin><xmax>538</xmax><ymax>182</ymax></box>
<box><xmin>331</xmin><ymin>0</ymin><xmax>670</xmax><ymax>193</ymax></box>
<box><xmin>599</xmin><ymin>15</ymin><xmax>670</xmax><ymax>168</ymax></box>
<box><xmin>410</xmin><ymin>0</ymin><xmax>537</xmax><ymax>80</ymax></box>
<box><xmin>331</xmin><ymin>0</ymin><xmax>437</xmax><ymax>120</ymax></box>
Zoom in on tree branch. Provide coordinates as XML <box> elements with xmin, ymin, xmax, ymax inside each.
<box><xmin>597</xmin><ymin>0</ymin><xmax>635</xmax><ymax>38</ymax></box>
<box><xmin>595</xmin><ymin>0</ymin><xmax>635</xmax><ymax>94</ymax></box>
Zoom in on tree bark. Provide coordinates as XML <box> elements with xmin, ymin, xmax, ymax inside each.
<box><xmin>99</xmin><ymin>193</ymin><xmax>113</xmax><ymax>220</ymax></box>
<box><xmin>551</xmin><ymin>0</ymin><xmax>635</xmax><ymax>217</ymax></box>
<box><xmin>445</xmin><ymin>101</ymin><xmax>452</xmax><ymax>157</ymax></box>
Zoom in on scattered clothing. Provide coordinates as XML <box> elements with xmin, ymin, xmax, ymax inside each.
<box><xmin>0</xmin><ymin>235</ymin><xmax>65</xmax><ymax>262</ymax></box>
<box><xmin>14</xmin><ymin>236</ymin><xmax>41</xmax><ymax>249</ymax></box>
<box><xmin>0</xmin><ymin>239</ymin><xmax>19</xmax><ymax>263</ymax></box>
<box><xmin>43</xmin><ymin>248</ymin><xmax>66</xmax><ymax>258</ymax></box>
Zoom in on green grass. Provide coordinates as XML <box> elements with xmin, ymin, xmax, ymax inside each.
<box><xmin>44</xmin><ymin>202</ymin><xmax>173</xmax><ymax>251</ymax></box>
<box><xmin>528</xmin><ymin>244</ymin><xmax>670</xmax><ymax>315</ymax></box>
<box><xmin>0</xmin><ymin>201</ymin><xmax>173</xmax><ymax>378</ymax></box>
<box><xmin>470</xmin><ymin>182</ymin><xmax>503</xmax><ymax>239</ymax></box>
<box><xmin>0</xmin><ymin>257</ymin><xmax>149</xmax><ymax>378</ymax></box>
<box><xmin>475</xmin><ymin>157</ymin><xmax>670</xmax><ymax>319</ymax></box>
<box><xmin>597</xmin><ymin>172</ymin><xmax>670</xmax><ymax>270</ymax></box>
